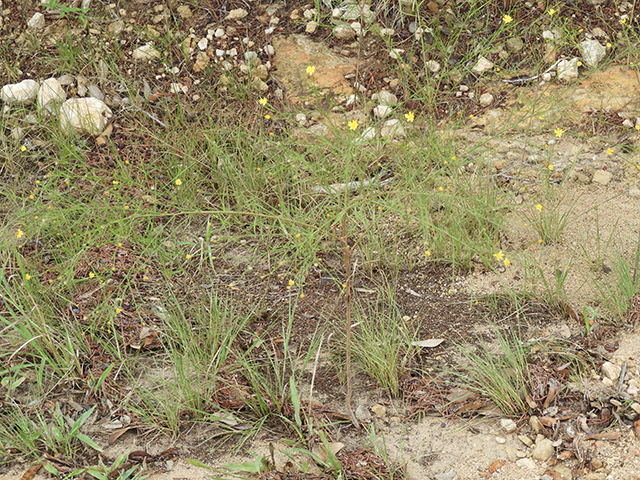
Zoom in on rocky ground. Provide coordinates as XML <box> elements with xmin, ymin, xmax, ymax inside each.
<box><xmin>2</xmin><ymin>1</ymin><xmax>640</xmax><ymax>479</ymax></box>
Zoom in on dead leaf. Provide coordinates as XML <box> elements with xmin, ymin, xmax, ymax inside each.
<box><xmin>539</xmin><ymin>416</ymin><xmax>557</xmax><ymax>427</ymax></box>
<box><xmin>635</xmin><ymin>419</ymin><xmax>640</xmax><ymax>438</ymax></box>
<box><xmin>488</xmin><ymin>459</ymin><xmax>504</xmax><ymax>473</ymax></box>
<box><xmin>21</xmin><ymin>463</ymin><xmax>42</xmax><ymax>480</ymax></box>
<box><xmin>411</xmin><ymin>339</ymin><xmax>444</xmax><ymax>348</ymax></box>
<box><xmin>108</xmin><ymin>426</ymin><xmax>137</xmax><ymax>445</ymax></box>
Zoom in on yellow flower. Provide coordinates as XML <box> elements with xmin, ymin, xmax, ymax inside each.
<box><xmin>16</xmin><ymin>229</ymin><xmax>24</xmax><ymax>238</ymax></box>
<box><xmin>258</xmin><ymin>97</ymin><xmax>268</xmax><ymax>106</ymax></box>
<box><xmin>89</xmin><ymin>272</ymin><xmax>95</xmax><ymax>279</ymax></box>
<box><xmin>548</xmin><ymin>164</ymin><xmax>554</xmax><ymax>170</ymax></box>
<box><xmin>554</xmin><ymin>128</ymin><xmax>564</xmax><ymax>137</ymax></box>
<box><xmin>306</xmin><ymin>65</ymin><xmax>316</xmax><ymax>76</ymax></box>
<box><xmin>300</xmin><ymin>293</ymin><xmax>305</xmax><ymax>298</ymax></box>
<box><xmin>21</xmin><ymin>145</ymin><xmax>27</xmax><ymax>152</ymax></box>
<box><xmin>288</xmin><ymin>279</ymin><xmax>295</xmax><ymax>286</ymax></box>
<box><xmin>636</xmin><ymin>125</ymin><xmax>640</xmax><ymax>130</ymax></box>
<box><xmin>538</xmin><ymin>238</ymin><xmax>543</xmax><ymax>244</ymax></box>
<box><xmin>185</xmin><ymin>254</ymin><xmax>192</xmax><ymax>259</ymax></box>
<box><xmin>620</xmin><ymin>17</ymin><xmax>627</xmax><ymax>25</ymax></box>
<box><xmin>116</xmin><ymin>308</ymin><xmax>122</xmax><ymax>314</ymax></box>
<box><xmin>25</xmin><ymin>274</ymin><xmax>31</xmax><ymax>280</ymax></box>
<box><xmin>606</xmin><ymin>42</ymin><xmax>612</xmax><ymax>48</ymax></box>
<box><xmin>295</xmin><ymin>233</ymin><xmax>301</xmax><ymax>238</ymax></box>
<box><xmin>405</xmin><ymin>111</ymin><xmax>415</xmax><ymax>123</ymax></box>
<box><xmin>493</xmin><ymin>251</ymin><xmax>504</xmax><ymax>261</ymax></box>
<box><xmin>504</xmin><ymin>259</ymin><xmax>510</xmax><ymax>267</ymax></box>
<box><xmin>348</xmin><ymin>119</ymin><xmax>358</xmax><ymax>130</ymax></box>
<box><xmin>425</xmin><ymin>251</ymin><xmax>431</xmax><ymax>257</ymax></box>
<box><xmin>607</xmin><ymin>148</ymin><xmax>613</xmax><ymax>155</ymax></box>
<box><xmin>175</xmin><ymin>178</ymin><xmax>182</xmax><ymax>185</ymax></box>
<box><xmin>503</xmin><ymin>14</ymin><xmax>513</xmax><ymax>23</ymax></box>
<box><xmin>548</xmin><ymin>8</ymin><xmax>556</xmax><ymax>16</ymax></box>
<box><xmin>264</xmin><ymin>114</ymin><xmax>271</xmax><ymax>119</ymax></box>
<box><xmin>536</xmin><ymin>204</ymin><xmax>543</xmax><ymax>212</ymax></box>
<box><xmin>124</xmin><ymin>205</ymin><xmax>129</xmax><ymax>210</ymax></box>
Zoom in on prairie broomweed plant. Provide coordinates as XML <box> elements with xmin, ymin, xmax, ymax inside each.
<box><xmin>554</xmin><ymin>128</ymin><xmax>564</xmax><ymax>138</ymax></box>
<box><xmin>258</xmin><ymin>97</ymin><xmax>268</xmax><ymax>106</ymax></box>
<box><xmin>348</xmin><ymin>119</ymin><xmax>358</xmax><ymax>130</ymax></box>
<box><xmin>16</xmin><ymin>229</ymin><xmax>24</xmax><ymax>238</ymax></box>
<box><xmin>405</xmin><ymin>111</ymin><xmax>415</xmax><ymax>123</ymax></box>
<box><xmin>175</xmin><ymin>178</ymin><xmax>182</xmax><ymax>186</ymax></box>
<box><xmin>503</xmin><ymin>14</ymin><xmax>513</xmax><ymax>23</ymax></box>
<box><xmin>607</xmin><ymin>148</ymin><xmax>614</xmax><ymax>155</ymax></box>
<box><xmin>536</xmin><ymin>204</ymin><xmax>543</xmax><ymax>212</ymax></box>
<box><xmin>306</xmin><ymin>65</ymin><xmax>315</xmax><ymax>76</ymax></box>
<box><xmin>493</xmin><ymin>251</ymin><xmax>504</xmax><ymax>262</ymax></box>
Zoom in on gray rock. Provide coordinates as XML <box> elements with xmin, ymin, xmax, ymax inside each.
<box><xmin>479</xmin><ymin>93</ymin><xmax>494</xmax><ymax>107</ymax></box>
<box><xmin>389</xmin><ymin>49</ymin><xmax>404</xmax><ymax>60</ymax></box>
<box><xmin>38</xmin><ymin>77</ymin><xmax>66</xmax><ymax>113</ymax></box>
<box><xmin>557</xmin><ymin>57</ymin><xmax>580</xmax><ymax>83</ymax></box>
<box><xmin>87</xmin><ymin>84</ymin><xmax>105</xmax><ymax>101</ymax></box>
<box><xmin>108</xmin><ymin>20</ymin><xmax>124</xmax><ymax>35</ymax></box>
<box><xmin>1</xmin><ymin>79</ymin><xmax>39</xmax><ymax>105</ymax></box>
<box><xmin>373</xmin><ymin>105</ymin><xmax>393</xmax><ymax>118</ymax></box>
<box><xmin>355</xmin><ymin>404</ymin><xmax>371</xmax><ymax>422</ymax></box>
<box><xmin>585</xmin><ymin>0</ymin><xmax>606</xmax><ymax>4</ymax></box>
<box><xmin>592</xmin><ymin>27</ymin><xmax>607</xmax><ymax>38</ymax></box>
<box><xmin>308</xmin><ymin>123</ymin><xmax>329</xmax><ymax>136</ymax></box>
<box><xmin>435</xmin><ymin>471</ymin><xmax>457</xmax><ymax>480</ymax></box>
<box><xmin>472</xmin><ymin>56</ymin><xmax>494</xmax><ymax>73</ymax></box>
<box><xmin>380</xmin><ymin>119</ymin><xmax>405</xmax><ymax>139</ymax></box>
<box><xmin>60</xmin><ymin>97</ymin><xmax>113</xmax><ymax>135</ymax></box>
<box><xmin>58</xmin><ymin>74</ymin><xmax>75</xmax><ymax>86</ymax></box>
<box><xmin>501</xmin><ymin>418</ymin><xmax>517</xmax><ymax>433</ymax></box>
<box><xmin>354</xmin><ymin>126</ymin><xmax>376</xmax><ymax>144</ymax></box>
<box><xmin>27</xmin><ymin>12</ymin><xmax>45</xmax><ymax>30</ymax></box>
<box><xmin>334</xmin><ymin>25</ymin><xmax>356</xmax><ymax>40</ymax></box>
<box><xmin>506</xmin><ymin>37</ymin><xmax>525</xmax><ymax>53</ymax></box>
<box><xmin>372</xmin><ymin>91</ymin><xmax>397</xmax><ymax>106</ymax></box>
<box><xmin>601</xmin><ymin>361</ymin><xmax>621</xmax><ymax>380</ymax></box>
<box><xmin>532</xmin><ymin>438</ymin><xmax>554</xmax><ymax>461</ymax></box>
<box><xmin>579</xmin><ymin>39</ymin><xmax>606</xmax><ymax>67</ymax></box>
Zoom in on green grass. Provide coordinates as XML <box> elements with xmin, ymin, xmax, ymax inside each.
<box><xmin>1</xmin><ymin>0</ymin><xmax>640</xmax><ymax>475</ymax></box>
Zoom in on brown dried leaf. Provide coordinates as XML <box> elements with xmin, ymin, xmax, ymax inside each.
<box><xmin>489</xmin><ymin>459</ymin><xmax>504</xmax><ymax>474</ymax></box>
<box><xmin>21</xmin><ymin>463</ymin><xmax>42</xmax><ymax>480</ymax></box>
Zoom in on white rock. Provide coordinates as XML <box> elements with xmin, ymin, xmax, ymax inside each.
<box><xmin>354</xmin><ymin>126</ymin><xmax>376</xmax><ymax>144</ymax></box>
<box><xmin>601</xmin><ymin>361</ymin><xmax>621</xmax><ymax>380</ymax></box>
<box><xmin>214</xmin><ymin>28</ymin><xmax>225</xmax><ymax>38</ymax></box>
<box><xmin>198</xmin><ymin>38</ymin><xmax>208</xmax><ymax>50</ymax></box>
<box><xmin>557</xmin><ymin>57</ymin><xmax>580</xmax><ymax>83</ymax></box>
<box><xmin>58</xmin><ymin>74</ymin><xmax>75</xmax><ymax>86</ymax></box>
<box><xmin>372</xmin><ymin>91</ymin><xmax>397</xmax><ymax>106</ymax></box>
<box><xmin>495</xmin><ymin>436</ymin><xmax>507</xmax><ymax>444</ymax></box>
<box><xmin>264</xmin><ymin>45</ymin><xmax>275</xmax><ymax>56</ymax></box>
<box><xmin>627</xmin><ymin>385</ymin><xmax>639</xmax><ymax>395</ymax></box>
<box><xmin>37</xmin><ymin>77</ymin><xmax>66</xmax><ymax>113</ymax></box>
<box><xmin>380</xmin><ymin>119</ymin><xmax>405</xmax><ymax>139</ymax></box>
<box><xmin>592</xmin><ymin>170</ymin><xmax>612</xmax><ymax>186</ymax></box>
<box><xmin>351</xmin><ymin>22</ymin><xmax>364</xmax><ymax>36</ymax></box>
<box><xmin>303</xmin><ymin>8</ymin><xmax>316</xmax><ymax>19</ymax></box>
<box><xmin>479</xmin><ymin>93</ymin><xmax>494</xmax><ymax>107</ymax></box>
<box><xmin>542</xmin><ymin>72</ymin><xmax>552</xmax><ymax>82</ymax></box>
<box><xmin>294</xmin><ymin>113</ymin><xmax>307</xmax><ymax>125</ymax></box>
<box><xmin>306</xmin><ymin>21</ymin><xmax>318</xmax><ymax>34</ymax></box>
<box><xmin>133</xmin><ymin>44</ymin><xmax>161</xmax><ymax>60</ymax></box>
<box><xmin>623</xmin><ymin>118</ymin><xmax>635</xmax><ymax>128</ymax></box>
<box><xmin>542</xmin><ymin>30</ymin><xmax>556</xmax><ymax>41</ymax></box>
<box><xmin>1</xmin><ymin>79</ymin><xmax>39</xmax><ymax>105</ymax></box>
<box><xmin>472</xmin><ymin>56</ymin><xmax>494</xmax><ymax>73</ymax></box>
<box><xmin>425</xmin><ymin>60</ymin><xmax>441</xmax><ymax>72</ymax></box>
<box><xmin>516</xmin><ymin>458</ymin><xmax>537</xmax><ymax>469</ymax></box>
<box><xmin>579</xmin><ymin>39</ymin><xmax>606</xmax><ymax>67</ymax></box>
<box><xmin>389</xmin><ymin>49</ymin><xmax>404</xmax><ymax>60</ymax></box>
<box><xmin>532</xmin><ymin>438</ymin><xmax>555</xmax><ymax>461</ymax></box>
<box><xmin>59</xmin><ymin>97</ymin><xmax>113</xmax><ymax>135</ymax></box>
<box><xmin>373</xmin><ymin>105</ymin><xmax>393</xmax><ymax>118</ymax></box>
<box><xmin>602</xmin><ymin>377</ymin><xmax>614</xmax><ymax>387</ymax></box>
<box><xmin>334</xmin><ymin>24</ymin><xmax>356</xmax><ymax>40</ymax></box>
<box><xmin>27</xmin><ymin>12</ymin><xmax>45</xmax><ymax>29</ymax></box>
<box><xmin>226</xmin><ymin>8</ymin><xmax>248</xmax><ymax>21</ymax></box>
<box><xmin>380</xmin><ymin>28</ymin><xmax>395</xmax><ymax>37</ymax></box>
